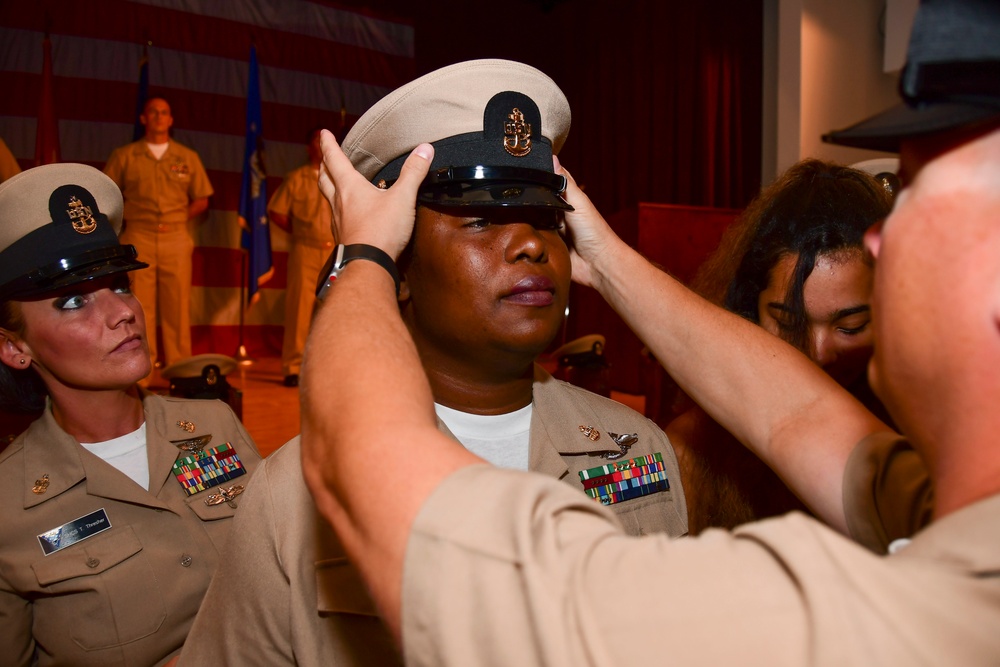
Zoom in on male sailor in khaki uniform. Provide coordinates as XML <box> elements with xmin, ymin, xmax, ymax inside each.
<box><xmin>104</xmin><ymin>97</ymin><xmax>213</xmax><ymax>368</ymax></box>
<box><xmin>267</xmin><ymin>128</ymin><xmax>334</xmax><ymax>387</ymax></box>
<box><xmin>300</xmin><ymin>0</ymin><xmax>1000</xmax><ymax>664</ymax></box>
<box><xmin>179</xmin><ymin>60</ymin><xmax>686</xmax><ymax>666</ymax></box>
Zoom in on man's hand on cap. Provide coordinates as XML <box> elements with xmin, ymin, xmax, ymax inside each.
<box><xmin>318</xmin><ymin>129</ymin><xmax>433</xmax><ymax>260</ymax></box>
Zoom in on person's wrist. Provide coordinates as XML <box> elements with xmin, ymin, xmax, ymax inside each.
<box><xmin>316</xmin><ymin>243</ymin><xmax>400</xmax><ymax>301</ymax></box>
<box><xmin>585</xmin><ymin>231</ymin><xmax>630</xmax><ymax>295</ymax></box>
<box><xmin>337</xmin><ymin>228</ymin><xmax>408</xmax><ymax>262</ymax></box>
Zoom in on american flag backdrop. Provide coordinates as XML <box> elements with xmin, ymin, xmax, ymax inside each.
<box><xmin>0</xmin><ymin>0</ymin><xmax>415</xmax><ymax>357</ymax></box>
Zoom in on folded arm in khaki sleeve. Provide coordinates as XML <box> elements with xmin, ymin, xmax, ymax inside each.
<box><xmin>843</xmin><ymin>432</ymin><xmax>934</xmax><ymax>552</ymax></box>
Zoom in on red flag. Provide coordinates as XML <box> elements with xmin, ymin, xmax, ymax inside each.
<box><xmin>34</xmin><ymin>35</ymin><xmax>60</xmax><ymax>166</ymax></box>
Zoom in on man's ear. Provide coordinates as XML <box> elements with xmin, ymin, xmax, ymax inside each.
<box><xmin>0</xmin><ymin>330</ymin><xmax>31</xmax><ymax>370</ymax></box>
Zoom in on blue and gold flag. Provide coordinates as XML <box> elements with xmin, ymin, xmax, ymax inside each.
<box><xmin>237</xmin><ymin>44</ymin><xmax>273</xmax><ymax>305</ymax></box>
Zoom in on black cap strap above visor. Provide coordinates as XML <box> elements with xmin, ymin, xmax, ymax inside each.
<box><xmin>424</xmin><ymin>165</ymin><xmax>567</xmax><ymax>190</ymax></box>
<box><xmin>0</xmin><ymin>245</ymin><xmax>148</xmax><ymax>301</ymax></box>
<box><xmin>379</xmin><ymin>165</ymin><xmax>573</xmax><ymax>210</ymax></box>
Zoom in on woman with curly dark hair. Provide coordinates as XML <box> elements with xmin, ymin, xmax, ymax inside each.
<box><xmin>668</xmin><ymin>158</ymin><xmax>893</xmax><ymax>534</ymax></box>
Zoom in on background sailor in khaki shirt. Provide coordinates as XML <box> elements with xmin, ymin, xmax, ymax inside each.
<box><xmin>267</xmin><ymin>128</ymin><xmax>334</xmax><ymax>387</ymax></box>
<box><xmin>0</xmin><ymin>136</ymin><xmax>20</xmax><ymax>184</ymax></box>
<box><xmin>299</xmin><ymin>1</ymin><xmax>1000</xmax><ymax>664</ymax></box>
<box><xmin>104</xmin><ymin>97</ymin><xmax>213</xmax><ymax>368</ymax></box>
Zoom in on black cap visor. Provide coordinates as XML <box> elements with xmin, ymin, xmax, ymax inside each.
<box><xmin>0</xmin><ymin>245</ymin><xmax>149</xmax><ymax>301</ymax></box>
<box><xmin>420</xmin><ymin>181</ymin><xmax>572</xmax><ymax>209</ymax></box>
<box><xmin>824</xmin><ymin>100</ymin><xmax>1000</xmax><ymax>152</ymax></box>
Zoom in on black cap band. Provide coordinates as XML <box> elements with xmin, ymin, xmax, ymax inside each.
<box><xmin>0</xmin><ymin>182</ymin><xmax>147</xmax><ymax>300</ymax></box>
<box><xmin>371</xmin><ymin>91</ymin><xmax>573</xmax><ymax>211</ymax></box>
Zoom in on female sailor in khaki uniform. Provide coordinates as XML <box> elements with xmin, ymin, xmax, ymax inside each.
<box><xmin>0</xmin><ymin>164</ymin><xmax>261</xmax><ymax>667</ymax></box>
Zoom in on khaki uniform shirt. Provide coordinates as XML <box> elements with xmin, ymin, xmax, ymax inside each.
<box><xmin>0</xmin><ymin>137</ymin><xmax>20</xmax><ymax>184</ymax></box>
<box><xmin>401</xmin><ymin>448</ymin><xmax>1000</xmax><ymax>666</ymax></box>
<box><xmin>0</xmin><ymin>393</ymin><xmax>261</xmax><ymax>667</ymax></box>
<box><xmin>177</xmin><ymin>367</ymin><xmax>687</xmax><ymax>666</ymax></box>
<box><xmin>104</xmin><ymin>140</ymin><xmax>213</xmax><ymax>226</ymax></box>
<box><xmin>843</xmin><ymin>431</ymin><xmax>934</xmax><ymax>553</ymax></box>
<box><xmin>268</xmin><ymin>164</ymin><xmax>333</xmax><ymax>247</ymax></box>
<box><xmin>268</xmin><ymin>164</ymin><xmax>335</xmax><ymax>375</ymax></box>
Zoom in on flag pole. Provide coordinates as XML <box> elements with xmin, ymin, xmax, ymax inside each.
<box><xmin>236</xmin><ymin>36</ymin><xmax>270</xmax><ymax>366</ymax></box>
<box><xmin>34</xmin><ymin>15</ymin><xmax>61</xmax><ymax>166</ymax></box>
<box><xmin>236</xmin><ymin>251</ymin><xmax>253</xmax><ymax>365</ymax></box>
<box><xmin>235</xmin><ymin>35</ymin><xmax>255</xmax><ymax>367</ymax></box>
<box><xmin>132</xmin><ymin>37</ymin><xmax>150</xmax><ymax>142</ymax></box>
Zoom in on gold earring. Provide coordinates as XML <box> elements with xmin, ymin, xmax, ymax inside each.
<box><xmin>19</xmin><ymin>358</ymin><xmax>26</xmax><ymax>365</ymax></box>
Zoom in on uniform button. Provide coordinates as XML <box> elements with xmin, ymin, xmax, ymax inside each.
<box><xmin>86</xmin><ymin>557</ymin><xmax>100</xmax><ymax>568</ymax></box>
<box><xmin>180</xmin><ymin>554</ymin><xmax>193</xmax><ymax>567</ymax></box>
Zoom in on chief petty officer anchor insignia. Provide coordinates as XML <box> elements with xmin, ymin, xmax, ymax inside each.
<box><xmin>504</xmin><ymin>107</ymin><xmax>532</xmax><ymax>157</ymax></box>
<box><xmin>66</xmin><ymin>195</ymin><xmax>97</xmax><ymax>234</ymax></box>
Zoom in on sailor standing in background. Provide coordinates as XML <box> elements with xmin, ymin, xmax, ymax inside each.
<box><xmin>267</xmin><ymin>128</ymin><xmax>334</xmax><ymax>387</ymax></box>
<box><xmin>104</xmin><ymin>97</ymin><xmax>213</xmax><ymax>369</ymax></box>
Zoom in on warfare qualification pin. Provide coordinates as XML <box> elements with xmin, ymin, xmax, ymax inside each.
<box><xmin>205</xmin><ymin>484</ymin><xmax>245</xmax><ymax>509</ymax></box>
<box><xmin>170</xmin><ymin>434</ymin><xmax>212</xmax><ymax>453</ymax></box>
<box><xmin>593</xmin><ymin>432</ymin><xmax>639</xmax><ymax>460</ymax></box>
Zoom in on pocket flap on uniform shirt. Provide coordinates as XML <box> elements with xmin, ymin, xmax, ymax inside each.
<box><xmin>32</xmin><ymin>526</ymin><xmax>143</xmax><ymax>586</ymax></box>
<box><xmin>315</xmin><ymin>557</ymin><xmax>379</xmax><ymax>616</ymax></box>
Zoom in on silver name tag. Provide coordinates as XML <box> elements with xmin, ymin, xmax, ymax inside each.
<box><xmin>37</xmin><ymin>508</ymin><xmax>112</xmax><ymax>556</ymax></box>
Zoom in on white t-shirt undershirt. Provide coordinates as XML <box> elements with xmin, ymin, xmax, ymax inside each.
<box><xmin>81</xmin><ymin>423</ymin><xmax>150</xmax><ymax>490</ymax></box>
<box><xmin>434</xmin><ymin>403</ymin><xmax>532</xmax><ymax>470</ymax></box>
<box><xmin>147</xmin><ymin>141</ymin><xmax>169</xmax><ymax>160</ymax></box>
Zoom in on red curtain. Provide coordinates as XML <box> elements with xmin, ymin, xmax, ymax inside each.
<box><xmin>549</xmin><ymin>0</ymin><xmax>762</xmax><ymax>215</ymax></box>
<box><xmin>409</xmin><ymin>0</ymin><xmax>762</xmax><ymax>218</ymax></box>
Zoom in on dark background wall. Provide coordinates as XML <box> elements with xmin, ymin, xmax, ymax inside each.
<box><xmin>343</xmin><ymin>0</ymin><xmax>764</xmax><ymax>217</ymax></box>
